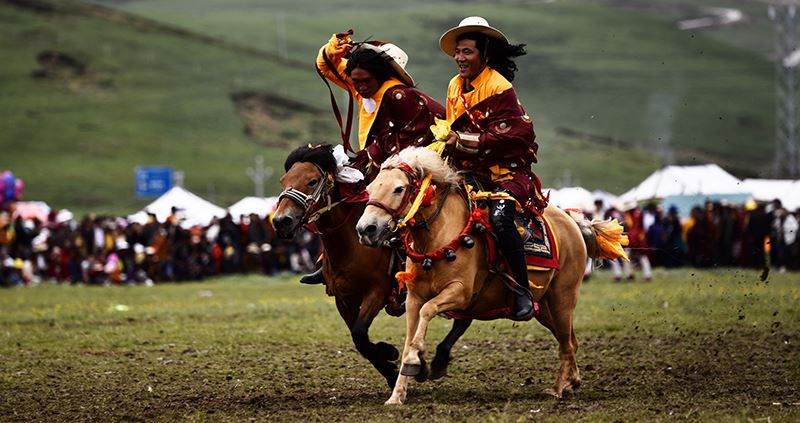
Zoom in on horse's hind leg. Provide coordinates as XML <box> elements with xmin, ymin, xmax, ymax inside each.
<box><xmin>337</xmin><ymin>294</ymin><xmax>399</xmax><ymax>389</ymax></box>
<box><xmin>429</xmin><ymin>319</ymin><xmax>472</xmax><ymax>380</ymax></box>
<box><xmin>536</xmin><ymin>294</ymin><xmax>580</xmax><ymax>398</ymax></box>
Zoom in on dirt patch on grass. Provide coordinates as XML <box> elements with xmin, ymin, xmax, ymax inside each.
<box><xmin>30</xmin><ymin>50</ymin><xmax>115</xmax><ymax>93</ymax></box>
<box><xmin>2</xmin><ymin>326</ymin><xmax>797</xmax><ymax>421</ymax></box>
<box><xmin>230</xmin><ymin>90</ymin><xmax>322</xmax><ymax>145</ymax></box>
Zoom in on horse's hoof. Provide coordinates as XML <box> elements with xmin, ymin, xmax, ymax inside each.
<box><xmin>541</xmin><ymin>387</ymin><xmax>562</xmax><ymax>399</ymax></box>
<box><xmin>376</xmin><ymin>342</ymin><xmax>400</xmax><ymax>362</ymax></box>
<box><xmin>384</xmin><ymin>398</ymin><xmax>403</xmax><ymax>406</ymax></box>
<box><xmin>429</xmin><ymin>355</ymin><xmax>450</xmax><ymax>380</ymax></box>
<box><xmin>400</xmin><ymin>363</ymin><xmax>421</xmax><ymax>376</ymax></box>
<box><xmin>429</xmin><ymin>365</ymin><xmax>447</xmax><ymax>380</ymax></box>
<box><xmin>414</xmin><ymin>357</ymin><xmax>429</xmax><ymax>383</ymax></box>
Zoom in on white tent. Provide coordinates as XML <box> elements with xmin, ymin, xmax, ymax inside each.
<box><xmin>546</xmin><ymin>187</ymin><xmax>595</xmax><ymax>210</ymax></box>
<box><xmin>228</xmin><ymin>196</ymin><xmax>278</xmax><ymax>223</ymax></box>
<box><xmin>130</xmin><ymin>186</ymin><xmax>227</xmax><ymax>228</ymax></box>
<box><xmin>742</xmin><ymin>179</ymin><xmax>800</xmax><ymax>211</ymax></box>
<box><xmin>619</xmin><ymin>164</ymin><xmax>748</xmax><ymax>203</ymax></box>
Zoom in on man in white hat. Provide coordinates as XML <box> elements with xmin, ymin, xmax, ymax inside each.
<box><xmin>440</xmin><ymin>17</ymin><xmax>545</xmax><ymax>321</ymax></box>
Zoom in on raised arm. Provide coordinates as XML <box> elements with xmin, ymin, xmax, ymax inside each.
<box><xmin>315</xmin><ymin>30</ymin><xmax>355</xmax><ymax>93</ymax></box>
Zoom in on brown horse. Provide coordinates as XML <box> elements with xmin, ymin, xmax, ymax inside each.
<box><xmin>356</xmin><ymin>147</ymin><xmax>627</xmax><ymax>405</ymax></box>
<box><xmin>272</xmin><ymin>144</ymin><xmax>473</xmax><ymax>389</ymax></box>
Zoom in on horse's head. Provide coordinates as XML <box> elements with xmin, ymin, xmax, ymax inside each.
<box><xmin>357</xmin><ymin>147</ymin><xmax>459</xmax><ymax>247</ymax></box>
<box><xmin>272</xmin><ymin>144</ymin><xmax>336</xmax><ymax>239</ymax></box>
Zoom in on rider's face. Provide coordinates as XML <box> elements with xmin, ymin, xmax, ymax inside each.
<box><xmin>454</xmin><ymin>39</ymin><xmax>485</xmax><ymax>81</ymax></box>
<box><xmin>350</xmin><ymin>67</ymin><xmax>381</xmax><ymax>99</ymax></box>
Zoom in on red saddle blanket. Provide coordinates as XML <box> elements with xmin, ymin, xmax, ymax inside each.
<box><xmin>521</xmin><ymin>209</ymin><xmax>560</xmax><ymax>271</ymax></box>
<box><xmin>482</xmin><ymin>207</ymin><xmax>559</xmax><ymax>271</ymax></box>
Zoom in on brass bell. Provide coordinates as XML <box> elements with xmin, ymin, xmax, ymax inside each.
<box><xmin>422</xmin><ymin>258</ymin><xmax>433</xmax><ymax>271</ymax></box>
<box><xmin>445</xmin><ymin>249</ymin><xmax>457</xmax><ymax>262</ymax></box>
<box><xmin>461</xmin><ymin>235</ymin><xmax>475</xmax><ymax>249</ymax></box>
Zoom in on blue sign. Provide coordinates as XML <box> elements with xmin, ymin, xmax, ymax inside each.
<box><xmin>135</xmin><ymin>166</ymin><xmax>173</xmax><ymax>198</ymax></box>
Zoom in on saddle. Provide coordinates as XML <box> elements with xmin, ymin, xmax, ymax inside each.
<box><xmin>468</xmin><ymin>188</ymin><xmax>560</xmax><ymax>272</ymax></box>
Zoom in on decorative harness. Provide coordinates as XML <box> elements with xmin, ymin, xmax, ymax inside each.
<box><xmin>374</xmin><ymin>161</ymin><xmax>485</xmax><ymax>271</ymax></box>
<box><xmin>366</xmin><ymin>162</ymin><xmax>423</xmax><ymax>221</ymax></box>
<box><xmin>277</xmin><ymin>162</ymin><xmax>338</xmax><ymax>226</ymax></box>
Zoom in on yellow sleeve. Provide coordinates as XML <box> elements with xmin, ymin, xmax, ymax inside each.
<box><xmin>315</xmin><ymin>34</ymin><xmax>354</xmax><ymax>93</ymax></box>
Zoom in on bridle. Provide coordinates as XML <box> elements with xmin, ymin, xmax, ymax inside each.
<box><xmin>366</xmin><ymin>162</ymin><xmax>422</xmax><ymax>221</ymax></box>
<box><xmin>277</xmin><ymin>162</ymin><xmax>335</xmax><ymax>224</ymax></box>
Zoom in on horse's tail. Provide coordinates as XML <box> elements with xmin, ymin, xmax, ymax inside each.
<box><xmin>566</xmin><ymin>210</ymin><xmax>630</xmax><ymax>262</ymax></box>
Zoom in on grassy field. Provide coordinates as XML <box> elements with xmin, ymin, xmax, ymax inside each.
<box><xmin>1</xmin><ymin>269</ymin><xmax>798</xmax><ymax>421</ymax></box>
<box><xmin>1</xmin><ymin>0</ymin><xmax>776</xmax><ymax>216</ymax></box>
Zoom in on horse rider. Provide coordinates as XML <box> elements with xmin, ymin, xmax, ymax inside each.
<box><xmin>301</xmin><ymin>30</ymin><xmax>445</xmax><ymax>285</ymax></box>
<box><xmin>440</xmin><ymin>17</ymin><xmax>547</xmax><ymax>321</ymax></box>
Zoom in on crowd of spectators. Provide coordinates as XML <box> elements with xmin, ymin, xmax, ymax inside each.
<box><xmin>0</xmin><ymin>207</ymin><xmax>320</xmax><ymax>287</ymax></box>
<box><xmin>1</xmin><ymin>198</ymin><xmax>797</xmax><ymax>287</ymax></box>
<box><xmin>585</xmin><ymin>198</ymin><xmax>799</xmax><ymax>281</ymax></box>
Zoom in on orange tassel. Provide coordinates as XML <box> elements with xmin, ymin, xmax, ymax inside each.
<box><xmin>594</xmin><ymin>218</ymin><xmax>630</xmax><ymax>261</ymax></box>
<box><xmin>395</xmin><ymin>269</ymin><xmax>416</xmax><ymax>291</ymax></box>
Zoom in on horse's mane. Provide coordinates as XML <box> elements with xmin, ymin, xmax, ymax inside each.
<box><xmin>284</xmin><ymin>144</ymin><xmax>337</xmax><ymax>174</ymax></box>
<box><xmin>383</xmin><ymin>147</ymin><xmax>460</xmax><ymax>187</ymax></box>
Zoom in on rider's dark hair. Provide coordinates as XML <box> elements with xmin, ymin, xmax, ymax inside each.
<box><xmin>456</xmin><ymin>32</ymin><xmax>526</xmax><ymax>82</ymax></box>
<box><xmin>344</xmin><ymin>47</ymin><xmax>398</xmax><ymax>85</ymax></box>
<box><xmin>284</xmin><ymin>144</ymin><xmax>337</xmax><ymax>175</ymax></box>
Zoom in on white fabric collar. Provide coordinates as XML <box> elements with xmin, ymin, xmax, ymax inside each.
<box><xmin>362</xmin><ymin>97</ymin><xmax>377</xmax><ymax>114</ymax></box>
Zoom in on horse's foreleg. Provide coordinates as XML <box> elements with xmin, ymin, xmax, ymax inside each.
<box><xmin>350</xmin><ymin>291</ymin><xmax>399</xmax><ymax>389</ymax></box>
<box><xmin>402</xmin><ymin>283</ymin><xmax>466</xmax><ymax>380</ymax></box>
<box><xmin>429</xmin><ymin>318</ymin><xmax>472</xmax><ymax>380</ymax></box>
<box><xmin>385</xmin><ymin>293</ymin><xmax>423</xmax><ymax>405</ymax></box>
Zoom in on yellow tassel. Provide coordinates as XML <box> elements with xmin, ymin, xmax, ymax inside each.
<box><xmin>429</xmin><ymin>117</ymin><xmax>451</xmax><ymax>141</ymax></box>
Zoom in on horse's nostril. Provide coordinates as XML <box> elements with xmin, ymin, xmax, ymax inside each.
<box><xmin>364</xmin><ymin>224</ymin><xmax>377</xmax><ymax>235</ymax></box>
<box><xmin>275</xmin><ymin>216</ymin><xmax>294</xmax><ymax>229</ymax></box>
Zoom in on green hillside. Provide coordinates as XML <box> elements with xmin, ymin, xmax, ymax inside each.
<box><xmin>1</xmin><ymin>0</ymin><xmax>776</xmax><ymax>215</ymax></box>
<box><xmin>0</xmin><ymin>0</ymin><xmax>336</xmax><ymax>216</ymax></box>
<box><xmin>96</xmin><ymin>0</ymin><xmax>774</xmax><ymax>174</ymax></box>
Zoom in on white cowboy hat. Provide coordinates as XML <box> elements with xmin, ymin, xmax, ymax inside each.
<box><xmin>439</xmin><ymin>16</ymin><xmax>509</xmax><ymax>56</ymax></box>
<box><xmin>353</xmin><ymin>42</ymin><xmax>415</xmax><ymax>86</ymax></box>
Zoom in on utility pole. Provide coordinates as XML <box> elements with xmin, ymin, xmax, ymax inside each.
<box><xmin>276</xmin><ymin>13</ymin><xmax>288</xmax><ymax>61</ymax></box>
<box><xmin>246</xmin><ymin>155</ymin><xmax>273</xmax><ymax>198</ymax></box>
<box><xmin>770</xmin><ymin>1</ymin><xmax>800</xmax><ymax>178</ymax></box>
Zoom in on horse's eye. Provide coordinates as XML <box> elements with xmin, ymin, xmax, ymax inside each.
<box><xmin>393</xmin><ymin>186</ymin><xmax>405</xmax><ymax>194</ymax></box>
<box><xmin>308</xmin><ymin>179</ymin><xmax>319</xmax><ymax>188</ymax></box>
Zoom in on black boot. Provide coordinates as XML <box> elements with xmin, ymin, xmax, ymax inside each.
<box><xmin>507</xmin><ymin>252</ymin><xmax>534</xmax><ymax>321</ymax></box>
<box><xmin>490</xmin><ymin>199</ymin><xmax>535</xmax><ymax>321</ymax></box>
<box><xmin>299</xmin><ymin>266</ymin><xmax>325</xmax><ymax>285</ymax></box>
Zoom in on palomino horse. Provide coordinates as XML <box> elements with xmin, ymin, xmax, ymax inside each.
<box><xmin>272</xmin><ymin>144</ymin><xmax>473</xmax><ymax>389</ymax></box>
<box><xmin>356</xmin><ymin>147</ymin><xmax>625</xmax><ymax>405</ymax></box>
